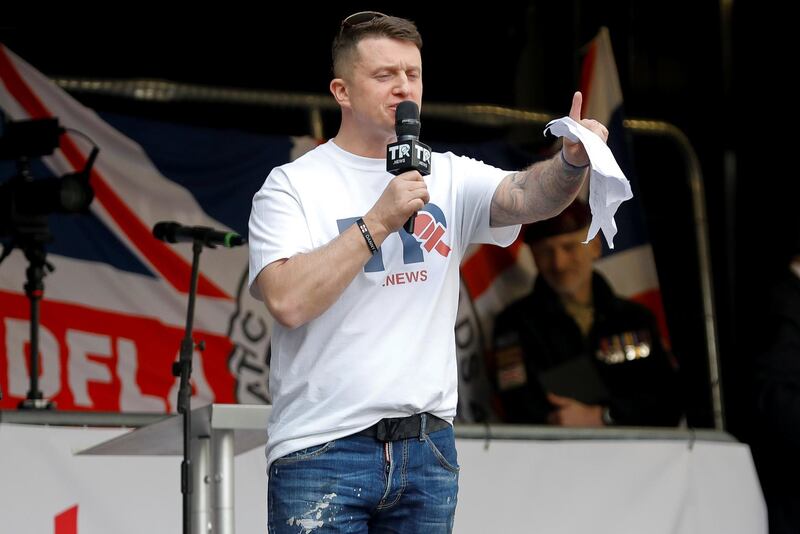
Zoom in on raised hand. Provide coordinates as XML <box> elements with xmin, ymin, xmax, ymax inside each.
<box><xmin>562</xmin><ymin>91</ymin><xmax>609</xmax><ymax>167</ymax></box>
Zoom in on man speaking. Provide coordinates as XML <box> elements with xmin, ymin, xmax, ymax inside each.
<box><xmin>248</xmin><ymin>11</ymin><xmax>609</xmax><ymax>533</ymax></box>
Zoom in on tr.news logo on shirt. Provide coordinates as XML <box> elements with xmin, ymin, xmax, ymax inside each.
<box><xmin>337</xmin><ymin>202</ymin><xmax>451</xmax><ymax>275</ymax></box>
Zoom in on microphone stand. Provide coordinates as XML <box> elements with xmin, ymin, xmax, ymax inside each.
<box><xmin>174</xmin><ymin>238</ymin><xmax>207</xmax><ymax>534</ymax></box>
<box><xmin>19</xmin><ymin>238</ymin><xmax>56</xmax><ymax>409</ymax></box>
<box><xmin>0</xmin><ymin>233</ymin><xmax>56</xmax><ymax>410</ymax></box>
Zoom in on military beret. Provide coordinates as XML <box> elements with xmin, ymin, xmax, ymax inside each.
<box><xmin>524</xmin><ymin>198</ymin><xmax>591</xmax><ymax>244</ymax></box>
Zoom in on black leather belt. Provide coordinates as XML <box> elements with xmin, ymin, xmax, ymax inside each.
<box><xmin>356</xmin><ymin>413</ymin><xmax>450</xmax><ymax>442</ymax></box>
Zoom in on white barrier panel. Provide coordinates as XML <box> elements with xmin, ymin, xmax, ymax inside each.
<box><xmin>0</xmin><ymin>423</ymin><xmax>766</xmax><ymax>533</ymax></box>
<box><xmin>0</xmin><ymin>424</ymin><xmax>266</xmax><ymax>533</ymax></box>
<box><xmin>457</xmin><ymin>439</ymin><xmax>767</xmax><ymax>534</ymax></box>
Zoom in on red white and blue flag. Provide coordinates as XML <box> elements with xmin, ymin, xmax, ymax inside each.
<box><xmin>0</xmin><ymin>44</ymin><xmax>284</xmax><ymax>411</ymax></box>
<box><xmin>1</xmin><ymin>36</ymin><xmax>664</xmax><ymax>420</ymax></box>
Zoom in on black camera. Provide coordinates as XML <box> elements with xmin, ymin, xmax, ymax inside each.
<box><xmin>0</xmin><ymin>117</ymin><xmax>99</xmax><ymax>409</ymax></box>
<box><xmin>0</xmin><ymin>118</ymin><xmax>96</xmax><ymax>238</ymax></box>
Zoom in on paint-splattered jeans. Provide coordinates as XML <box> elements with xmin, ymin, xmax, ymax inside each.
<box><xmin>267</xmin><ymin>425</ymin><xmax>459</xmax><ymax>533</ymax></box>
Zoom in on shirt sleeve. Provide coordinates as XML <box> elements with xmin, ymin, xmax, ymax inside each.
<box><xmin>452</xmin><ymin>154</ymin><xmax>521</xmax><ymax>251</ymax></box>
<box><xmin>248</xmin><ymin>167</ymin><xmax>312</xmax><ymax>300</ymax></box>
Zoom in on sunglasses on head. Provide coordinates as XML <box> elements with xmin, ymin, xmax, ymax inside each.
<box><xmin>341</xmin><ymin>11</ymin><xmax>388</xmax><ymax>30</ymax></box>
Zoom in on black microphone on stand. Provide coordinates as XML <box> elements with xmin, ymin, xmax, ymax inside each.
<box><xmin>151</xmin><ymin>219</ymin><xmax>244</xmax><ymax>534</ymax></box>
<box><xmin>153</xmin><ymin>221</ymin><xmax>246</xmax><ymax>248</ymax></box>
<box><xmin>386</xmin><ymin>101</ymin><xmax>431</xmax><ymax>234</ymax></box>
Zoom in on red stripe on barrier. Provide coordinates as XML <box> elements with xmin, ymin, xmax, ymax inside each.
<box><xmin>54</xmin><ymin>505</ymin><xmax>78</xmax><ymax>534</ymax></box>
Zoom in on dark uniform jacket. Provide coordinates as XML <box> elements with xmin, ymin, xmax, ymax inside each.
<box><xmin>491</xmin><ymin>272</ymin><xmax>681</xmax><ymax>426</ymax></box>
<box><xmin>752</xmin><ymin>269</ymin><xmax>800</xmax><ymax>534</ymax></box>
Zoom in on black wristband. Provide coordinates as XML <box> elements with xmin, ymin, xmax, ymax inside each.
<box><xmin>560</xmin><ymin>148</ymin><xmax>590</xmax><ymax>171</ymax></box>
<box><xmin>356</xmin><ymin>217</ymin><xmax>378</xmax><ymax>255</ymax></box>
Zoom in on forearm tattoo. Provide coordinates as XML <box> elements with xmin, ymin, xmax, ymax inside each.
<box><xmin>490</xmin><ymin>155</ymin><xmax>586</xmax><ymax>227</ymax></box>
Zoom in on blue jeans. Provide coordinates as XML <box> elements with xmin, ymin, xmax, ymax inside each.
<box><xmin>267</xmin><ymin>424</ymin><xmax>459</xmax><ymax>533</ymax></box>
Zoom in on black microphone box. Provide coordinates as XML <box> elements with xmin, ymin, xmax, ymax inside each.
<box><xmin>386</xmin><ymin>139</ymin><xmax>432</xmax><ymax>176</ymax></box>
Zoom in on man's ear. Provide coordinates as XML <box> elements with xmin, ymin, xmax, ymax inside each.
<box><xmin>330</xmin><ymin>78</ymin><xmax>350</xmax><ymax>108</ymax></box>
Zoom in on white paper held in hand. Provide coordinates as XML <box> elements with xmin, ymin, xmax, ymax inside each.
<box><xmin>544</xmin><ymin>116</ymin><xmax>633</xmax><ymax>249</ymax></box>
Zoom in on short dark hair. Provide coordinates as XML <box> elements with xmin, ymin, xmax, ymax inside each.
<box><xmin>332</xmin><ymin>12</ymin><xmax>422</xmax><ymax>78</ymax></box>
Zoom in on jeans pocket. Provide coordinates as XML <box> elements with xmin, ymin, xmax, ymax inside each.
<box><xmin>273</xmin><ymin>440</ymin><xmax>336</xmax><ymax>465</ymax></box>
<box><xmin>424</xmin><ymin>430</ymin><xmax>460</xmax><ymax>474</ymax></box>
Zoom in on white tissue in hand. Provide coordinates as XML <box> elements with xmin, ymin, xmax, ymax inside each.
<box><xmin>544</xmin><ymin>116</ymin><xmax>633</xmax><ymax>249</ymax></box>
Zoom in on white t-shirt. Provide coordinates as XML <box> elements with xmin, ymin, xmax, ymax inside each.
<box><xmin>248</xmin><ymin>140</ymin><xmax>519</xmax><ymax>467</ymax></box>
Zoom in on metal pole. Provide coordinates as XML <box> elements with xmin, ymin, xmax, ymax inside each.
<box><xmin>191</xmin><ymin>435</ymin><xmax>211</xmax><ymax>534</ymax></box>
<box><xmin>177</xmin><ymin>240</ymin><xmax>205</xmax><ymax>534</ymax></box>
<box><xmin>625</xmin><ymin>119</ymin><xmax>724</xmax><ymax>430</ymax></box>
<box><xmin>211</xmin><ymin>429</ymin><xmax>235</xmax><ymax>534</ymax></box>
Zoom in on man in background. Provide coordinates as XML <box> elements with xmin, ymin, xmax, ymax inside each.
<box><xmin>491</xmin><ymin>199</ymin><xmax>681</xmax><ymax>427</ymax></box>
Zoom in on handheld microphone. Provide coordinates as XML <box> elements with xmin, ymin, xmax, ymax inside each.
<box><xmin>386</xmin><ymin>101</ymin><xmax>431</xmax><ymax>234</ymax></box>
<box><xmin>152</xmin><ymin>221</ymin><xmax>246</xmax><ymax>248</ymax></box>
